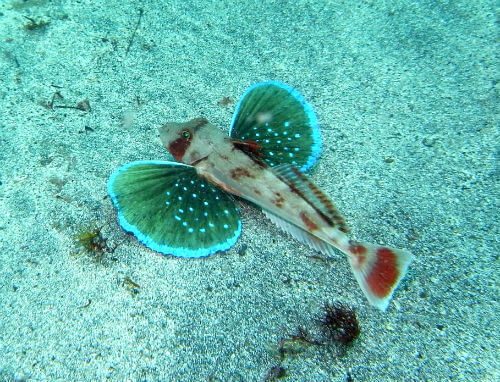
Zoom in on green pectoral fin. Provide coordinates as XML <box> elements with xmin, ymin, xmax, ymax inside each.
<box><xmin>107</xmin><ymin>160</ymin><xmax>241</xmax><ymax>257</ymax></box>
<box><xmin>229</xmin><ymin>81</ymin><xmax>321</xmax><ymax>172</ymax></box>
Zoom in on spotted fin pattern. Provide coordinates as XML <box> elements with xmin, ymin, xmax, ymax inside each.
<box><xmin>229</xmin><ymin>81</ymin><xmax>321</xmax><ymax>172</ymax></box>
<box><xmin>107</xmin><ymin>161</ymin><xmax>241</xmax><ymax>257</ymax></box>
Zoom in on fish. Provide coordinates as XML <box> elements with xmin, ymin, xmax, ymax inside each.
<box><xmin>108</xmin><ymin>81</ymin><xmax>412</xmax><ymax>310</ymax></box>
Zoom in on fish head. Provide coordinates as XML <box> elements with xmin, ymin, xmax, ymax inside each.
<box><xmin>158</xmin><ymin>118</ymin><xmax>225</xmax><ymax>165</ymax></box>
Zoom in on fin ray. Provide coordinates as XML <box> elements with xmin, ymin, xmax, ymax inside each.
<box><xmin>264</xmin><ymin>210</ymin><xmax>337</xmax><ymax>256</ymax></box>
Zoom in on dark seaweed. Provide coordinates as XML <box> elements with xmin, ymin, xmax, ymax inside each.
<box><xmin>318</xmin><ymin>301</ymin><xmax>360</xmax><ymax>345</ymax></box>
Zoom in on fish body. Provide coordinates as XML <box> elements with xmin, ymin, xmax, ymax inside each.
<box><xmin>162</xmin><ymin>118</ymin><xmax>343</xmax><ymax>243</ymax></box>
<box><xmin>109</xmin><ymin>81</ymin><xmax>412</xmax><ymax>310</ymax></box>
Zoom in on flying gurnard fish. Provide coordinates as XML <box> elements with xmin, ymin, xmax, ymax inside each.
<box><xmin>108</xmin><ymin>81</ymin><xmax>412</xmax><ymax>310</ymax></box>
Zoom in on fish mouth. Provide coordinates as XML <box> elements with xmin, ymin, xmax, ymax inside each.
<box><xmin>157</xmin><ymin>124</ymin><xmax>170</xmax><ymax>146</ymax></box>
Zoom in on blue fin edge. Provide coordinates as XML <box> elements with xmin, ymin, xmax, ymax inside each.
<box><xmin>229</xmin><ymin>81</ymin><xmax>322</xmax><ymax>172</ymax></box>
<box><xmin>107</xmin><ymin>160</ymin><xmax>242</xmax><ymax>258</ymax></box>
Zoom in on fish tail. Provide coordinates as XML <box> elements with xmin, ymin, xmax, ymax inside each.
<box><xmin>343</xmin><ymin>241</ymin><xmax>412</xmax><ymax>311</ymax></box>
<box><xmin>263</xmin><ymin>211</ymin><xmax>411</xmax><ymax>310</ymax></box>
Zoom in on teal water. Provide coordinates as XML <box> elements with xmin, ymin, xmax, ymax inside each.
<box><xmin>0</xmin><ymin>0</ymin><xmax>498</xmax><ymax>381</ymax></box>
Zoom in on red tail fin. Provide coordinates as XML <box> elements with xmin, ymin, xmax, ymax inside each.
<box><xmin>346</xmin><ymin>242</ymin><xmax>412</xmax><ymax>311</ymax></box>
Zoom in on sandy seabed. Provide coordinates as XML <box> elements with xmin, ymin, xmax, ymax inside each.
<box><xmin>0</xmin><ymin>0</ymin><xmax>498</xmax><ymax>381</ymax></box>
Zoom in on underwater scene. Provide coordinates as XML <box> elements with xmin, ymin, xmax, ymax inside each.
<box><xmin>0</xmin><ymin>0</ymin><xmax>498</xmax><ymax>381</ymax></box>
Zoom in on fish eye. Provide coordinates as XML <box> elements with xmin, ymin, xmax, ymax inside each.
<box><xmin>181</xmin><ymin>130</ymin><xmax>191</xmax><ymax>139</ymax></box>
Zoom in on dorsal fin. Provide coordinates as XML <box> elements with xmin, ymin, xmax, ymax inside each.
<box><xmin>271</xmin><ymin>164</ymin><xmax>349</xmax><ymax>233</ymax></box>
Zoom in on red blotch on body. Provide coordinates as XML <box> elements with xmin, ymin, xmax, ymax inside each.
<box><xmin>273</xmin><ymin>192</ymin><xmax>285</xmax><ymax>208</ymax></box>
<box><xmin>168</xmin><ymin>137</ymin><xmax>190</xmax><ymax>161</ymax></box>
<box><xmin>366</xmin><ymin>248</ymin><xmax>399</xmax><ymax>298</ymax></box>
<box><xmin>349</xmin><ymin>242</ymin><xmax>367</xmax><ymax>255</ymax></box>
<box><xmin>299</xmin><ymin>212</ymin><xmax>318</xmax><ymax>231</ymax></box>
<box><xmin>230</xmin><ymin>167</ymin><xmax>255</xmax><ymax>180</ymax></box>
<box><xmin>349</xmin><ymin>242</ymin><xmax>367</xmax><ymax>268</ymax></box>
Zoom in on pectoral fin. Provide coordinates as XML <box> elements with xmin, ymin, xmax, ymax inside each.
<box><xmin>229</xmin><ymin>81</ymin><xmax>321</xmax><ymax>171</ymax></box>
<box><xmin>107</xmin><ymin>160</ymin><xmax>241</xmax><ymax>257</ymax></box>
